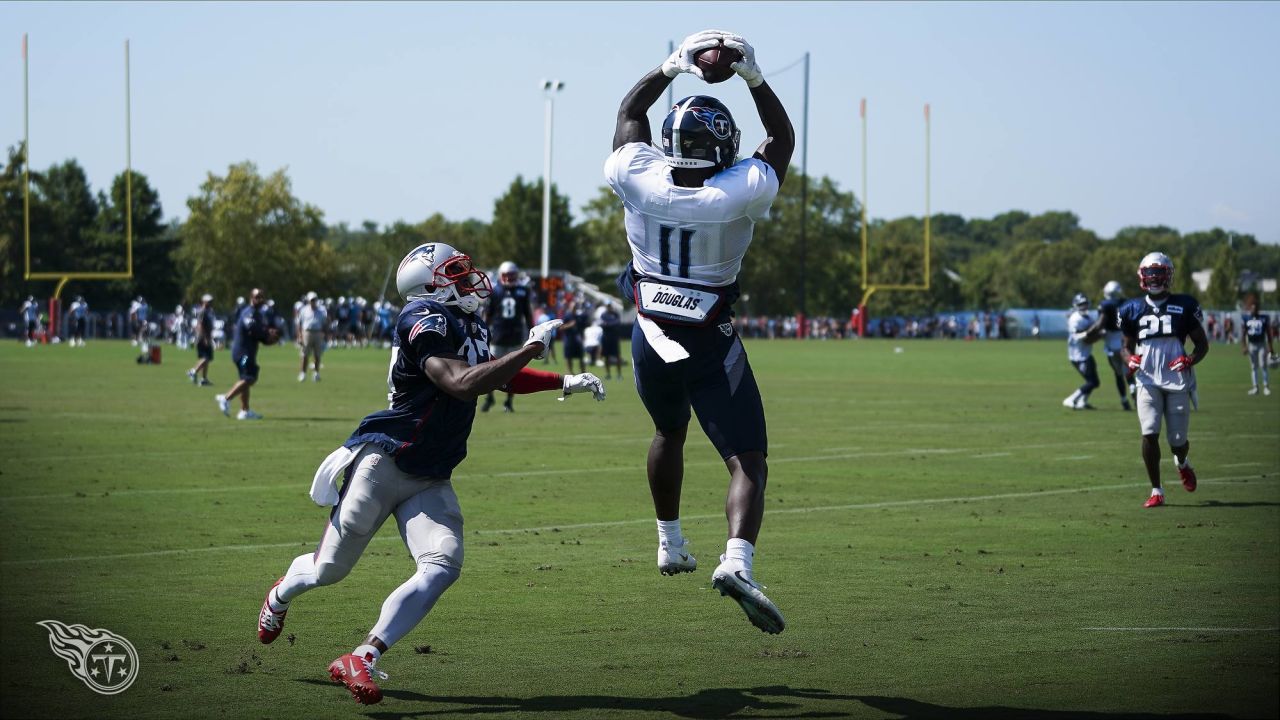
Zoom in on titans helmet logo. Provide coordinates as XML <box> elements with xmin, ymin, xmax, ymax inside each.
<box><xmin>687</xmin><ymin>107</ymin><xmax>732</xmax><ymax>140</ymax></box>
<box><xmin>38</xmin><ymin>620</ymin><xmax>140</xmax><ymax>695</ymax></box>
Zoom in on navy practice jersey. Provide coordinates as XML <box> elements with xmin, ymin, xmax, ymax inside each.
<box><xmin>486</xmin><ymin>284</ymin><xmax>533</xmax><ymax>346</ymax></box>
<box><xmin>1118</xmin><ymin>293</ymin><xmax>1202</xmax><ymax>390</ymax></box>
<box><xmin>344</xmin><ymin>299</ymin><xmax>491</xmax><ymax>478</ymax></box>
<box><xmin>231</xmin><ymin>305</ymin><xmax>270</xmax><ymax>358</ymax></box>
<box><xmin>1098</xmin><ymin>298</ymin><xmax>1124</xmax><ymax>353</ymax></box>
<box><xmin>561</xmin><ymin>309</ymin><xmax>589</xmax><ymax>344</ymax></box>
<box><xmin>197</xmin><ymin>307</ymin><xmax>214</xmax><ymax>340</ymax></box>
<box><xmin>1243</xmin><ymin>313</ymin><xmax>1270</xmax><ymax>344</ymax></box>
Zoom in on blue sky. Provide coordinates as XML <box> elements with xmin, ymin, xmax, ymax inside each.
<box><xmin>3</xmin><ymin>2</ymin><xmax>1278</xmax><ymax>242</ymax></box>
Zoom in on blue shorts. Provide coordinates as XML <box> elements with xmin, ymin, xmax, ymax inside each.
<box><xmin>631</xmin><ymin>319</ymin><xmax>766</xmax><ymax>460</ymax></box>
<box><xmin>563</xmin><ymin>338</ymin><xmax>583</xmax><ymax>359</ymax></box>
<box><xmin>234</xmin><ymin>353</ymin><xmax>260</xmax><ymax>382</ymax></box>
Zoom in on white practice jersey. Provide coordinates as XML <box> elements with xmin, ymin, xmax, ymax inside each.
<box><xmin>1067</xmin><ymin>310</ymin><xmax>1094</xmax><ymax>363</ymax></box>
<box><xmin>605</xmin><ymin>142</ymin><xmax>779</xmax><ymax>287</ymax></box>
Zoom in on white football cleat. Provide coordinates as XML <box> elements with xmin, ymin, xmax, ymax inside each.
<box><xmin>1061</xmin><ymin>395</ymin><xmax>1077</xmax><ymax>409</ymax></box>
<box><xmin>298</xmin><ymin>372</ymin><xmax>306</xmax><ymax>382</ymax></box>
<box><xmin>1248</xmin><ymin>387</ymin><xmax>1258</xmax><ymax>396</ymax></box>
<box><xmin>237</xmin><ymin>409</ymin><xmax>263</xmax><ymax>420</ymax></box>
<box><xmin>657</xmin><ymin>539</ymin><xmax>697</xmax><ymax>576</ymax></box>
<box><xmin>1265</xmin><ymin>386</ymin><xmax>1272</xmax><ymax>396</ymax></box>
<box><xmin>313</xmin><ymin>372</ymin><xmax>321</xmax><ymax>382</ymax></box>
<box><xmin>711</xmin><ymin>557</ymin><xmax>785</xmax><ymax>634</ymax></box>
<box><xmin>215</xmin><ymin>394</ymin><xmax>230</xmax><ymax>416</ymax></box>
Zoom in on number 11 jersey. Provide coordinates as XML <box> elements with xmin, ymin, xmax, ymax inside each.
<box><xmin>605</xmin><ymin>142</ymin><xmax>779</xmax><ymax>288</ymax></box>
<box><xmin>1119</xmin><ymin>293</ymin><xmax>1203</xmax><ymax>391</ymax></box>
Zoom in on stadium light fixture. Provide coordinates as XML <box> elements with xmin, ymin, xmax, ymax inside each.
<box><xmin>540</xmin><ymin>79</ymin><xmax>564</xmax><ymax>280</ymax></box>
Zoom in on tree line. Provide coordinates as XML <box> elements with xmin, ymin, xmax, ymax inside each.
<box><xmin>2</xmin><ymin>141</ymin><xmax>1276</xmax><ymax>315</ymax></box>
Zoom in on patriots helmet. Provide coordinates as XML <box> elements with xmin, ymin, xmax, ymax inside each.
<box><xmin>1072</xmin><ymin>292</ymin><xmax>1090</xmax><ymax>311</ymax></box>
<box><xmin>396</xmin><ymin>242</ymin><xmax>492</xmax><ymax>314</ymax></box>
<box><xmin>498</xmin><ymin>261</ymin><xmax>519</xmax><ymax>287</ymax></box>
<box><xmin>1137</xmin><ymin>252</ymin><xmax>1174</xmax><ymax>296</ymax></box>
<box><xmin>661</xmin><ymin>95</ymin><xmax>741</xmax><ymax>172</ymax></box>
<box><xmin>1102</xmin><ymin>280</ymin><xmax>1123</xmax><ymax>300</ymax></box>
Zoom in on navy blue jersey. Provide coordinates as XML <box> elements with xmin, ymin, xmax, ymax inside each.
<box><xmin>600</xmin><ymin>309</ymin><xmax>621</xmax><ymax>341</ymax></box>
<box><xmin>197</xmin><ymin>307</ymin><xmax>214</xmax><ymax>339</ymax></box>
<box><xmin>486</xmin><ymin>284</ymin><xmax>533</xmax><ymax>346</ymax></box>
<box><xmin>344</xmin><ymin>299</ymin><xmax>491</xmax><ymax>478</ymax></box>
<box><xmin>561</xmin><ymin>310</ymin><xmax>589</xmax><ymax>343</ymax></box>
<box><xmin>1244</xmin><ymin>313</ymin><xmax>1270</xmax><ymax>344</ymax></box>
<box><xmin>231</xmin><ymin>305</ymin><xmax>270</xmax><ymax>358</ymax></box>
<box><xmin>1098</xmin><ymin>298</ymin><xmax>1123</xmax><ymax>332</ymax></box>
<box><xmin>1119</xmin><ymin>293</ymin><xmax>1202</xmax><ymax>390</ymax></box>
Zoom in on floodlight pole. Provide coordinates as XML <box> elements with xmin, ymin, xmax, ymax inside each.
<box><xmin>666</xmin><ymin>40</ymin><xmax>675</xmax><ymax>111</ymax></box>
<box><xmin>924</xmin><ymin>103</ymin><xmax>930</xmax><ymax>289</ymax></box>
<box><xmin>126</xmin><ymin>39</ymin><xmax>132</xmax><ymax>278</ymax></box>
<box><xmin>540</xmin><ymin>79</ymin><xmax>563</xmax><ymax>280</ymax></box>
<box><xmin>22</xmin><ymin>34</ymin><xmax>30</xmax><ymax>279</ymax></box>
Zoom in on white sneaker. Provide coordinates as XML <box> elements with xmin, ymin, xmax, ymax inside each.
<box><xmin>1248</xmin><ymin>387</ymin><xmax>1259</xmax><ymax>395</ymax></box>
<box><xmin>298</xmin><ymin>372</ymin><xmax>306</xmax><ymax>382</ymax></box>
<box><xmin>313</xmin><ymin>373</ymin><xmax>321</xmax><ymax>382</ymax></box>
<box><xmin>1266</xmin><ymin>386</ymin><xmax>1273</xmax><ymax>396</ymax></box>
<box><xmin>657</xmin><ymin>539</ymin><xmax>697</xmax><ymax>576</ymax></box>
<box><xmin>711</xmin><ymin>557</ymin><xmax>785</xmax><ymax>634</ymax></box>
<box><xmin>1062</xmin><ymin>394</ymin><xmax>1077</xmax><ymax>408</ymax></box>
<box><xmin>215</xmin><ymin>394</ymin><xmax>230</xmax><ymax>416</ymax></box>
<box><xmin>188</xmin><ymin>369</ymin><xmax>197</xmax><ymax>384</ymax></box>
<box><xmin>237</xmin><ymin>409</ymin><xmax>263</xmax><ymax>420</ymax></box>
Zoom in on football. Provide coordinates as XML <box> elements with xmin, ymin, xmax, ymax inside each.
<box><xmin>694</xmin><ymin>43</ymin><xmax>742</xmax><ymax>84</ymax></box>
<box><xmin>264</xmin><ymin>328</ymin><xmax>281</xmax><ymax>346</ymax></box>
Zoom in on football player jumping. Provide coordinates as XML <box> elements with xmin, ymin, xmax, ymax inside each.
<box><xmin>255</xmin><ymin>243</ymin><xmax>605</xmax><ymax>704</ymax></box>
<box><xmin>1118</xmin><ymin>252</ymin><xmax>1209</xmax><ymax>508</ymax></box>
<box><xmin>606</xmin><ymin>29</ymin><xmax>794</xmax><ymax>633</ymax></box>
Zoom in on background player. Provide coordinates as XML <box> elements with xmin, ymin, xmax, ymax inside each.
<box><xmin>19</xmin><ymin>295</ymin><xmax>39</xmax><ymax>346</ymax></box>
<box><xmin>188</xmin><ymin>294</ymin><xmax>215</xmax><ymax>386</ymax></box>
<box><xmin>68</xmin><ymin>295</ymin><xmax>88</xmax><ymax>347</ymax></box>
<box><xmin>1065</xmin><ymin>293</ymin><xmax>1099</xmax><ymax>410</ymax></box>
<box><xmin>559</xmin><ymin>298</ymin><xmax>589</xmax><ymax>375</ymax></box>
<box><xmin>1118</xmin><ymin>252</ymin><xmax>1209</xmax><ymax>508</ymax></box>
<box><xmin>1242</xmin><ymin>298</ymin><xmax>1273</xmax><ymax>395</ymax></box>
<box><xmin>481</xmin><ymin>260</ymin><xmax>533</xmax><ymax>412</ymax></box>
<box><xmin>608</xmin><ymin>29</ymin><xmax>793</xmax><ymax>633</ymax></box>
<box><xmin>296</xmin><ymin>291</ymin><xmax>327</xmax><ymax>382</ymax></box>
<box><xmin>1086</xmin><ymin>281</ymin><xmax>1133</xmax><ymax>410</ymax></box>
<box><xmin>255</xmin><ymin>242</ymin><xmax>604</xmax><ymax>705</ymax></box>
<box><xmin>215</xmin><ymin>288</ymin><xmax>278</xmax><ymax>420</ymax></box>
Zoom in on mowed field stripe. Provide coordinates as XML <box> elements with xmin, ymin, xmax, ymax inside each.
<box><xmin>0</xmin><ymin>439</ymin><xmax>1157</xmax><ymax>503</ymax></box>
<box><xmin>1083</xmin><ymin>627</ymin><xmax>1279</xmax><ymax>633</ymax></box>
<box><xmin>2</xmin><ymin>474</ymin><xmax>1270</xmax><ymax>567</ymax></box>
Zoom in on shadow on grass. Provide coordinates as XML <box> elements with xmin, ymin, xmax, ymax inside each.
<box><xmin>1196</xmin><ymin>499</ymin><xmax>1280</xmax><ymax>508</ymax></box>
<box><xmin>295</xmin><ymin>681</ymin><xmax>1262</xmax><ymax>719</ymax></box>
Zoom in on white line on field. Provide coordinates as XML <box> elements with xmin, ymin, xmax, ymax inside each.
<box><xmin>1052</xmin><ymin>455</ymin><xmax>1094</xmax><ymax>461</ymax></box>
<box><xmin>1220</xmin><ymin>462</ymin><xmax>1262</xmax><ymax>468</ymax></box>
<box><xmin>970</xmin><ymin>453</ymin><xmax>1012</xmax><ymax>459</ymax></box>
<box><xmin>2</xmin><ymin>474</ymin><xmax>1270</xmax><ymax>567</ymax></box>
<box><xmin>1083</xmin><ymin>627</ymin><xmax>1278</xmax><ymax>633</ymax></box>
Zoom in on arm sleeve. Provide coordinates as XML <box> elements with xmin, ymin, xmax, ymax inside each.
<box><xmin>502</xmin><ymin>367</ymin><xmax>562</xmax><ymax>394</ymax></box>
<box><xmin>604</xmin><ymin>143</ymin><xmax>664</xmax><ymax>203</ymax></box>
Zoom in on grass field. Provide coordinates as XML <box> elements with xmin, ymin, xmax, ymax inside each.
<box><xmin>0</xmin><ymin>336</ymin><xmax>1276</xmax><ymax>720</ymax></box>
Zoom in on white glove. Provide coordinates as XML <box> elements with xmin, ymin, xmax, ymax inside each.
<box><xmin>560</xmin><ymin>373</ymin><xmax>606</xmax><ymax>402</ymax></box>
<box><xmin>524</xmin><ymin>319</ymin><xmax>563</xmax><ymax>359</ymax></box>
<box><xmin>721</xmin><ymin>34</ymin><xmax>764</xmax><ymax>88</ymax></box>
<box><xmin>661</xmin><ymin>30</ymin><xmax>725</xmax><ymax>79</ymax></box>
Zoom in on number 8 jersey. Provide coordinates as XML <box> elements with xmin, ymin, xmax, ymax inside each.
<box><xmin>605</xmin><ymin>142</ymin><xmax>779</xmax><ymax>287</ymax></box>
<box><xmin>1119</xmin><ymin>293</ymin><xmax>1203</xmax><ymax>391</ymax></box>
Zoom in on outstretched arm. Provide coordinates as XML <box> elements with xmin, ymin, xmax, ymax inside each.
<box><xmin>613</xmin><ymin>30</ymin><xmax>723</xmax><ymax>151</ymax></box>
<box><xmin>722</xmin><ymin>35</ymin><xmax>795</xmax><ymax>184</ymax></box>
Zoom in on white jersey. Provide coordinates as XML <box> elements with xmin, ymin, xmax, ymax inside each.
<box><xmin>1067</xmin><ymin>310</ymin><xmax>1094</xmax><ymax>363</ymax></box>
<box><xmin>604</xmin><ymin>142</ymin><xmax>779</xmax><ymax>288</ymax></box>
<box><xmin>298</xmin><ymin>304</ymin><xmax>327</xmax><ymax>331</ymax></box>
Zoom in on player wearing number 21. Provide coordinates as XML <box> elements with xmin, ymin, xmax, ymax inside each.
<box><xmin>1118</xmin><ymin>252</ymin><xmax>1210</xmax><ymax>509</ymax></box>
<box><xmin>606</xmin><ymin>29</ymin><xmax>793</xmax><ymax>633</ymax></box>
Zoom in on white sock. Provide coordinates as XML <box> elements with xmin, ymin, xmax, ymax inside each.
<box><xmin>275</xmin><ymin>552</ymin><xmax>320</xmax><ymax>605</ymax></box>
<box><xmin>1151</xmin><ymin>487</ymin><xmax>1163</xmax><ymax>496</ymax></box>
<box><xmin>1174</xmin><ymin>456</ymin><xmax>1190</xmax><ymax>469</ymax></box>
<box><xmin>657</xmin><ymin>519</ymin><xmax>684</xmax><ymax>547</ymax></box>
<box><xmin>724</xmin><ymin>538</ymin><xmax>755</xmax><ymax>573</ymax></box>
<box><xmin>353</xmin><ymin>644</ymin><xmax>381</xmax><ymax>662</ymax></box>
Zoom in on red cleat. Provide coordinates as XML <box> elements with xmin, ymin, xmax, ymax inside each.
<box><xmin>1143</xmin><ymin>493</ymin><xmax>1165</xmax><ymax>508</ymax></box>
<box><xmin>257</xmin><ymin>577</ymin><xmax>288</xmax><ymax>644</ymax></box>
<box><xmin>1178</xmin><ymin>465</ymin><xmax>1197</xmax><ymax>492</ymax></box>
<box><xmin>328</xmin><ymin>653</ymin><xmax>385</xmax><ymax>705</ymax></box>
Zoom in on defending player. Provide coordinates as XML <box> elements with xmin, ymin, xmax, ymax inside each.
<box><xmin>254</xmin><ymin>243</ymin><xmax>604</xmax><ymax>704</ymax></box>
<box><xmin>607</xmin><ymin>29</ymin><xmax>793</xmax><ymax>633</ymax></box>
<box><xmin>1118</xmin><ymin>252</ymin><xmax>1209</xmax><ymax>508</ymax></box>
<box><xmin>481</xmin><ymin>261</ymin><xmax>534</xmax><ymax>413</ymax></box>
<box><xmin>1241</xmin><ymin>299</ymin><xmax>1273</xmax><ymax>395</ymax></box>
<box><xmin>1064</xmin><ymin>293</ymin><xmax>1099</xmax><ymax>410</ymax></box>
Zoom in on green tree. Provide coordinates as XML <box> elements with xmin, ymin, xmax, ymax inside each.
<box><xmin>31</xmin><ymin>159</ymin><xmax>97</xmax><ymax>276</ymax></box>
<box><xmin>487</xmin><ymin>176</ymin><xmax>581</xmax><ymax>275</ymax></box>
<box><xmin>177</xmin><ymin>162</ymin><xmax>334</xmax><ymax>307</ymax></box>
<box><xmin>1206</xmin><ymin>243</ymin><xmax>1240</xmax><ymax>309</ymax></box>
<box><xmin>0</xmin><ymin>143</ymin><xmax>42</xmax><ymax>305</ymax></box>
